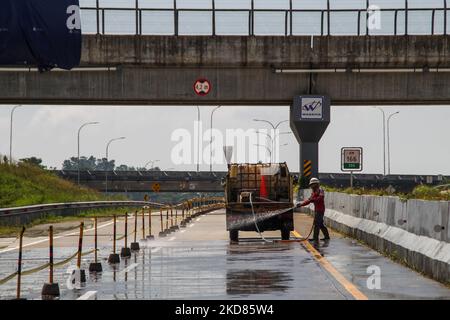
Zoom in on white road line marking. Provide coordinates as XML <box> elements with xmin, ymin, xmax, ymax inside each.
<box><xmin>151</xmin><ymin>247</ymin><xmax>161</xmax><ymax>253</ymax></box>
<box><xmin>180</xmin><ymin>230</ymin><xmax>186</xmax><ymax>234</ymax></box>
<box><xmin>188</xmin><ymin>224</ymin><xmax>195</xmax><ymax>228</ymax></box>
<box><xmin>77</xmin><ymin>291</ymin><xmax>97</xmax><ymax>300</ymax></box>
<box><xmin>196</xmin><ymin>218</ymin><xmax>201</xmax><ymax>222</ymax></box>
<box><xmin>120</xmin><ymin>263</ymin><xmax>139</xmax><ymax>274</ymax></box>
<box><xmin>168</xmin><ymin>237</ymin><xmax>176</xmax><ymax>241</ymax></box>
<box><xmin>0</xmin><ymin>220</ymin><xmax>115</xmax><ymax>254</ymax></box>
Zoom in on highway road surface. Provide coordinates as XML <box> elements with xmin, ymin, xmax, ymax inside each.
<box><xmin>0</xmin><ymin>209</ymin><xmax>449</xmax><ymax>300</ymax></box>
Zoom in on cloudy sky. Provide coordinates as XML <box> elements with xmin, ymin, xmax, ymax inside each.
<box><xmin>0</xmin><ymin>105</ymin><xmax>449</xmax><ymax>175</ymax></box>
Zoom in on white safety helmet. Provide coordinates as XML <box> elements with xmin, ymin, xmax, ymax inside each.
<box><xmin>309</xmin><ymin>177</ymin><xmax>320</xmax><ymax>186</ymax></box>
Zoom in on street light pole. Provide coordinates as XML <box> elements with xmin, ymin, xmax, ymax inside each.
<box><xmin>373</xmin><ymin>107</ymin><xmax>386</xmax><ymax>176</ymax></box>
<box><xmin>196</xmin><ymin>106</ymin><xmax>200</xmax><ymax>172</ymax></box>
<box><xmin>105</xmin><ymin>137</ymin><xmax>126</xmax><ymax>195</ymax></box>
<box><xmin>77</xmin><ymin>122</ymin><xmax>99</xmax><ymax>186</ymax></box>
<box><xmin>9</xmin><ymin>105</ymin><xmax>22</xmax><ymax>165</ymax></box>
<box><xmin>254</xmin><ymin>144</ymin><xmax>272</xmax><ymax>163</ymax></box>
<box><xmin>210</xmin><ymin>106</ymin><xmax>221</xmax><ymax>172</ymax></box>
<box><xmin>253</xmin><ymin>119</ymin><xmax>288</xmax><ymax>163</ymax></box>
<box><xmin>387</xmin><ymin>111</ymin><xmax>400</xmax><ymax>175</ymax></box>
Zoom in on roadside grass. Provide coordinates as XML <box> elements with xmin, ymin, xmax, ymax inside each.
<box><xmin>0</xmin><ymin>162</ymin><xmax>124</xmax><ymax>208</ymax></box>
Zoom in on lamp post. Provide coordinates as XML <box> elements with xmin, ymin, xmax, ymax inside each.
<box><xmin>256</xmin><ymin>130</ymin><xmax>291</xmax><ymax>163</ymax></box>
<box><xmin>209</xmin><ymin>106</ymin><xmax>221</xmax><ymax>172</ymax></box>
<box><xmin>77</xmin><ymin>122</ymin><xmax>99</xmax><ymax>186</ymax></box>
<box><xmin>105</xmin><ymin>137</ymin><xmax>126</xmax><ymax>194</ymax></box>
<box><xmin>387</xmin><ymin>111</ymin><xmax>400</xmax><ymax>175</ymax></box>
<box><xmin>9</xmin><ymin>105</ymin><xmax>22</xmax><ymax>165</ymax></box>
<box><xmin>196</xmin><ymin>106</ymin><xmax>200</xmax><ymax>172</ymax></box>
<box><xmin>373</xmin><ymin>107</ymin><xmax>386</xmax><ymax>176</ymax></box>
<box><xmin>253</xmin><ymin>119</ymin><xmax>289</xmax><ymax>163</ymax></box>
<box><xmin>254</xmin><ymin>144</ymin><xmax>272</xmax><ymax>163</ymax></box>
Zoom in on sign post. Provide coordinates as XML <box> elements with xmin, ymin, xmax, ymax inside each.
<box><xmin>341</xmin><ymin>147</ymin><xmax>363</xmax><ymax>188</ymax></box>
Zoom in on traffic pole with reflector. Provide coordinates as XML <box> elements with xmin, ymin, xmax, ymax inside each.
<box><xmin>89</xmin><ymin>217</ymin><xmax>103</xmax><ymax>272</ymax></box>
<box><xmin>15</xmin><ymin>227</ymin><xmax>26</xmax><ymax>300</ymax></box>
<box><xmin>72</xmin><ymin>222</ymin><xmax>87</xmax><ymax>283</ymax></box>
<box><xmin>158</xmin><ymin>208</ymin><xmax>167</xmax><ymax>237</ymax></box>
<box><xmin>108</xmin><ymin>215</ymin><xmax>120</xmax><ymax>264</ymax></box>
<box><xmin>121</xmin><ymin>213</ymin><xmax>131</xmax><ymax>258</ymax></box>
<box><xmin>42</xmin><ymin>226</ymin><xmax>60</xmax><ymax>300</ymax></box>
<box><xmin>130</xmin><ymin>210</ymin><xmax>140</xmax><ymax>250</ymax></box>
<box><xmin>147</xmin><ymin>207</ymin><xmax>154</xmax><ymax>240</ymax></box>
<box><xmin>141</xmin><ymin>208</ymin><xmax>145</xmax><ymax>240</ymax></box>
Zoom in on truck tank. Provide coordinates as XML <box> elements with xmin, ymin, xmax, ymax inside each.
<box><xmin>224</xmin><ymin>163</ymin><xmax>294</xmax><ymax>242</ymax></box>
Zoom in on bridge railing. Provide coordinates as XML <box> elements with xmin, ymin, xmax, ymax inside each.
<box><xmin>79</xmin><ymin>1</ymin><xmax>449</xmax><ymax>36</ymax></box>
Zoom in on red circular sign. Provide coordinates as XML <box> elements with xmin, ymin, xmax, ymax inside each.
<box><xmin>193</xmin><ymin>79</ymin><xmax>211</xmax><ymax>96</ymax></box>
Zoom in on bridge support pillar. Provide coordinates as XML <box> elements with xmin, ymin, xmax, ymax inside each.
<box><xmin>290</xmin><ymin>95</ymin><xmax>330</xmax><ymax>187</ymax></box>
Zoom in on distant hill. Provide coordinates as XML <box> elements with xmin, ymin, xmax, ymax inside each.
<box><xmin>0</xmin><ymin>162</ymin><xmax>113</xmax><ymax>208</ymax></box>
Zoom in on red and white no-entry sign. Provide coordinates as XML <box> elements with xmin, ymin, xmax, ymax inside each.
<box><xmin>193</xmin><ymin>79</ymin><xmax>211</xmax><ymax>96</ymax></box>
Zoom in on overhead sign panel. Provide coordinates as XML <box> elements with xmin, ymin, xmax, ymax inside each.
<box><xmin>0</xmin><ymin>0</ymin><xmax>82</xmax><ymax>71</ymax></box>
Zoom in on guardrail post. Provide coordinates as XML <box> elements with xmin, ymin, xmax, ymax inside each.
<box><xmin>108</xmin><ymin>215</ymin><xmax>120</xmax><ymax>264</ymax></box>
<box><xmin>147</xmin><ymin>207</ymin><xmax>155</xmax><ymax>240</ymax></box>
<box><xmin>15</xmin><ymin>227</ymin><xmax>25</xmax><ymax>300</ymax></box>
<box><xmin>131</xmin><ymin>210</ymin><xmax>140</xmax><ymax>250</ymax></box>
<box><xmin>121</xmin><ymin>213</ymin><xmax>131</xmax><ymax>258</ymax></box>
<box><xmin>42</xmin><ymin>226</ymin><xmax>60</xmax><ymax>300</ymax></box>
<box><xmin>89</xmin><ymin>217</ymin><xmax>102</xmax><ymax>272</ymax></box>
<box><xmin>159</xmin><ymin>208</ymin><xmax>166</xmax><ymax>237</ymax></box>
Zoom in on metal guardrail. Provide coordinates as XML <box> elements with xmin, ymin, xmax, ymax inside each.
<box><xmin>80</xmin><ymin>0</ymin><xmax>449</xmax><ymax>36</ymax></box>
<box><xmin>0</xmin><ymin>200</ymin><xmax>164</xmax><ymax>217</ymax></box>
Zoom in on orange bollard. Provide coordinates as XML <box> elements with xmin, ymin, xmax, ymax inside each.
<box><xmin>108</xmin><ymin>215</ymin><xmax>120</xmax><ymax>264</ymax></box>
<box><xmin>131</xmin><ymin>210</ymin><xmax>140</xmax><ymax>251</ymax></box>
<box><xmin>75</xmin><ymin>222</ymin><xmax>87</xmax><ymax>282</ymax></box>
<box><xmin>41</xmin><ymin>226</ymin><xmax>60</xmax><ymax>300</ymax></box>
<box><xmin>158</xmin><ymin>208</ymin><xmax>166</xmax><ymax>237</ymax></box>
<box><xmin>16</xmin><ymin>226</ymin><xmax>25</xmax><ymax>300</ymax></box>
<box><xmin>89</xmin><ymin>217</ymin><xmax>103</xmax><ymax>272</ymax></box>
<box><xmin>147</xmin><ymin>207</ymin><xmax>154</xmax><ymax>240</ymax></box>
<box><xmin>121</xmin><ymin>213</ymin><xmax>131</xmax><ymax>258</ymax></box>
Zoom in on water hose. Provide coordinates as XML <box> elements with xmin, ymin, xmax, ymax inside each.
<box><xmin>249</xmin><ymin>194</ymin><xmax>315</xmax><ymax>243</ymax></box>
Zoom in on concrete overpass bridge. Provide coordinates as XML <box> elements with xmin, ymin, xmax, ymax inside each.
<box><xmin>1</xmin><ymin>2</ymin><xmax>450</xmax><ymax>106</ymax></box>
<box><xmin>54</xmin><ymin>170</ymin><xmax>448</xmax><ymax>193</ymax></box>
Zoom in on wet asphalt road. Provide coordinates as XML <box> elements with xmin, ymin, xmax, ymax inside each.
<box><xmin>0</xmin><ymin>209</ymin><xmax>449</xmax><ymax>300</ymax></box>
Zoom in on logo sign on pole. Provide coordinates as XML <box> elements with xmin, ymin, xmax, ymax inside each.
<box><xmin>152</xmin><ymin>183</ymin><xmax>161</xmax><ymax>193</ymax></box>
<box><xmin>300</xmin><ymin>97</ymin><xmax>323</xmax><ymax>119</ymax></box>
<box><xmin>193</xmin><ymin>79</ymin><xmax>211</xmax><ymax>96</ymax></box>
<box><xmin>341</xmin><ymin>147</ymin><xmax>363</xmax><ymax>171</ymax></box>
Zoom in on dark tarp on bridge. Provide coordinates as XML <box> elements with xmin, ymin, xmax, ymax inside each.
<box><xmin>0</xmin><ymin>0</ymin><xmax>81</xmax><ymax>71</ymax></box>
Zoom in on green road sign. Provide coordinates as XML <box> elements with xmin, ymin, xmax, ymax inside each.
<box><xmin>341</xmin><ymin>147</ymin><xmax>363</xmax><ymax>172</ymax></box>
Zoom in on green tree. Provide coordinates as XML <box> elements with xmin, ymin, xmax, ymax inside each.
<box><xmin>19</xmin><ymin>157</ymin><xmax>46</xmax><ymax>169</ymax></box>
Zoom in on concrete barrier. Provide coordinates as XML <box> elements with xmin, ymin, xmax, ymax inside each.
<box><xmin>298</xmin><ymin>189</ymin><xmax>450</xmax><ymax>284</ymax></box>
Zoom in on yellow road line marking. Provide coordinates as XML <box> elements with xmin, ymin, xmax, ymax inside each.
<box><xmin>292</xmin><ymin>230</ymin><xmax>368</xmax><ymax>300</ymax></box>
